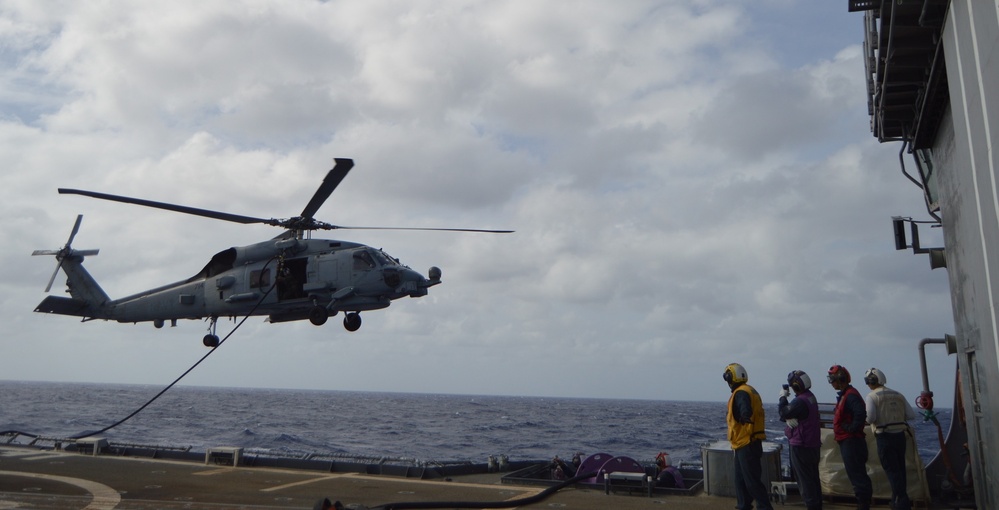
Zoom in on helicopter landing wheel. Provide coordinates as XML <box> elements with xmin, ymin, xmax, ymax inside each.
<box><xmin>343</xmin><ymin>312</ymin><xmax>361</xmax><ymax>332</ymax></box>
<box><xmin>309</xmin><ymin>306</ymin><xmax>328</xmax><ymax>326</ymax></box>
<box><xmin>203</xmin><ymin>334</ymin><xmax>220</xmax><ymax>348</ymax></box>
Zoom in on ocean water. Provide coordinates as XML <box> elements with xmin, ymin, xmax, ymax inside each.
<box><xmin>0</xmin><ymin>380</ymin><xmax>950</xmax><ymax>467</ymax></box>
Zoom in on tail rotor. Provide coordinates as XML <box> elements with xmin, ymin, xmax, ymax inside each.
<box><xmin>33</xmin><ymin>215</ymin><xmax>100</xmax><ymax>292</ymax></box>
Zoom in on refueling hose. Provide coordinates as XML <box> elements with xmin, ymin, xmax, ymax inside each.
<box><xmin>67</xmin><ymin>256</ymin><xmax>280</xmax><ymax>439</ymax></box>
<box><xmin>69</xmin><ymin>304</ymin><xmax>257</xmax><ymax>439</ymax></box>
<box><xmin>313</xmin><ymin>470</ymin><xmax>599</xmax><ymax>510</ymax></box>
<box><xmin>2</xmin><ymin>256</ymin><xmax>281</xmax><ymax>442</ymax></box>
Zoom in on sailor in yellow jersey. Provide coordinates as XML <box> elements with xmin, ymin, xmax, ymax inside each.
<box><xmin>724</xmin><ymin>363</ymin><xmax>773</xmax><ymax>510</ymax></box>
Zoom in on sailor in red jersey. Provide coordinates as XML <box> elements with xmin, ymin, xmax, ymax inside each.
<box><xmin>828</xmin><ymin>364</ymin><xmax>873</xmax><ymax>510</ymax></box>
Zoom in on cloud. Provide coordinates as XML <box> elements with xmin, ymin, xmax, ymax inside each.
<box><xmin>0</xmin><ymin>1</ymin><xmax>956</xmax><ymax>404</ymax></box>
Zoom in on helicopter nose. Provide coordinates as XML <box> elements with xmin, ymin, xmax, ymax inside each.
<box><xmin>381</xmin><ymin>265</ymin><xmax>441</xmax><ymax>298</ymax></box>
<box><xmin>399</xmin><ymin>266</ymin><xmax>439</xmax><ymax>297</ymax></box>
<box><xmin>382</xmin><ymin>267</ymin><xmax>402</xmax><ymax>288</ymax></box>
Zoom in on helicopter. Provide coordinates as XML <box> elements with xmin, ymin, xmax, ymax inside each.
<box><xmin>33</xmin><ymin>158</ymin><xmax>512</xmax><ymax>347</ymax></box>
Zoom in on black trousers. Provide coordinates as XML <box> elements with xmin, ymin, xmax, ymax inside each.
<box><xmin>789</xmin><ymin>445</ymin><xmax>823</xmax><ymax>509</ymax></box>
<box><xmin>838</xmin><ymin>436</ymin><xmax>873</xmax><ymax>503</ymax></box>
<box><xmin>734</xmin><ymin>440</ymin><xmax>773</xmax><ymax>510</ymax></box>
<box><xmin>876</xmin><ymin>431</ymin><xmax>911</xmax><ymax>509</ymax></box>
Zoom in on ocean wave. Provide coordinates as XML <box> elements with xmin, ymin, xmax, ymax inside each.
<box><xmin>0</xmin><ymin>381</ymin><xmax>951</xmax><ymax>465</ymax></box>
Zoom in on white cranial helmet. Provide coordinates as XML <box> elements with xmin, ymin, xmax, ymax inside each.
<box><xmin>864</xmin><ymin>367</ymin><xmax>886</xmax><ymax>386</ymax></box>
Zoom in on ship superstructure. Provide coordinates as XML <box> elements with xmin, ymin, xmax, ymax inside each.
<box><xmin>849</xmin><ymin>1</ymin><xmax>999</xmax><ymax>508</ymax></box>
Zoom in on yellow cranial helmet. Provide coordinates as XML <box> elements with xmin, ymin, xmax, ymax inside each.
<box><xmin>723</xmin><ymin>363</ymin><xmax>748</xmax><ymax>385</ymax></box>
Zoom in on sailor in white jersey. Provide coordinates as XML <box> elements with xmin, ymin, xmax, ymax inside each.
<box><xmin>864</xmin><ymin>367</ymin><xmax>917</xmax><ymax>510</ymax></box>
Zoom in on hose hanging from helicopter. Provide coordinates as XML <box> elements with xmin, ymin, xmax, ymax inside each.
<box><xmin>63</xmin><ymin>254</ymin><xmax>283</xmax><ymax>439</ymax></box>
<box><xmin>3</xmin><ymin>261</ymin><xmax>280</xmax><ymax>442</ymax></box>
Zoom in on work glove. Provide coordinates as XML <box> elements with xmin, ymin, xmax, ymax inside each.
<box><xmin>779</xmin><ymin>387</ymin><xmax>790</xmax><ymax>400</ymax></box>
<box><xmin>786</xmin><ymin>418</ymin><xmax>799</xmax><ymax>428</ymax></box>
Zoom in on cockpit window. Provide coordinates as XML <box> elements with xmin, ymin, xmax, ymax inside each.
<box><xmin>353</xmin><ymin>250</ymin><xmax>376</xmax><ymax>270</ymax></box>
<box><xmin>371</xmin><ymin>249</ymin><xmax>398</xmax><ymax>266</ymax></box>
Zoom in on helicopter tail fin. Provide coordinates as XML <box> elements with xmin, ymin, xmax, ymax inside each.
<box><xmin>32</xmin><ymin>215</ymin><xmax>111</xmax><ymax>319</ymax></box>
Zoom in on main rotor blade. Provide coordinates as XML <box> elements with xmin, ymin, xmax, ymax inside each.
<box><xmin>332</xmin><ymin>225</ymin><xmax>514</xmax><ymax>233</ymax></box>
<box><xmin>58</xmin><ymin>189</ymin><xmax>272</xmax><ymax>225</ymax></box>
<box><xmin>66</xmin><ymin>214</ymin><xmax>83</xmax><ymax>247</ymax></box>
<box><xmin>300</xmin><ymin>158</ymin><xmax>354</xmax><ymax>220</ymax></box>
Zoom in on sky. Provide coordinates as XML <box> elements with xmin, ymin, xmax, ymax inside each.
<box><xmin>0</xmin><ymin>0</ymin><xmax>958</xmax><ymax>405</ymax></box>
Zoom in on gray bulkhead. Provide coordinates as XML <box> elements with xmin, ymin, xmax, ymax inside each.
<box><xmin>879</xmin><ymin>3</ymin><xmax>999</xmax><ymax>506</ymax></box>
<box><xmin>936</xmin><ymin>5</ymin><xmax>999</xmax><ymax>503</ymax></box>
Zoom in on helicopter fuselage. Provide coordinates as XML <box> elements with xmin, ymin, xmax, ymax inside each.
<box><xmin>36</xmin><ymin>237</ymin><xmax>441</xmax><ymax>333</ymax></box>
<box><xmin>34</xmin><ymin>158</ymin><xmax>503</xmax><ymax>345</ymax></box>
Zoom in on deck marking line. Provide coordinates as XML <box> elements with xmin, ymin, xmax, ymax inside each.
<box><xmin>0</xmin><ymin>470</ymin><xmax>121</xmax><ymax>510</ymax></box>
<box><xmin>1</xmin><ymin>451</ymin><xmax>74</xmax><ymax>461</ymax></box>
<box><xmin>0</xmin><ymin>450</ymin><xmax>43</xmax><ymax>458</ymax></box>
<box><xmin>320</xmin><ymin>474</ymin><xmax>545</xmax><ymax>510</ymax></box>
<box><xmin>12</xmin><ymin>454</ymin><xmax>63</xmax><ymax>461</ymax></box>
<box><xmin>261</xmin><ymin>474</ymin><xmax>347</xmax><ymax>492</ymax></box>
<box><xmin>339</xmin><ymin>473</ymin><xmax>542</xmax><ymax>496</ymax></box>
<box><xmin>193</xmin><ymin>467</ymin><xmax>238</xmax><ymax>476</ymax></box>
<box><xmin>498</xmin><ymin>486</ymin><xmax>546</xmax><ymax>510</ymax></box>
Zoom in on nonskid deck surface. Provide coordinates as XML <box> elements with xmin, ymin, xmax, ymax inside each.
<box><xmin>0</xmin><ymin>445</ymin><xmax>863</xmax><ymax>509</ymax></box>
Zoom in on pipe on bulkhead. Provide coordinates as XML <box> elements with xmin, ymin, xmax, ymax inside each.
<box><xmin>916</xmin><ymin>335</ymin><xmax>957</xmax><ymax>410</ymax></box>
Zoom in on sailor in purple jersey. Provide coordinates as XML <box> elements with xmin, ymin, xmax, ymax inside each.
<box><xmin>778</xmin><ymin>370</ymin><xmax>823</xmax><ymax>510</ymax></box>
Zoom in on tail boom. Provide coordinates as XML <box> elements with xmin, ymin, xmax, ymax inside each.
<box><xmin>34</xmin><ymin>295</ymin><xmax>105</xmax><ymax>320</ymax></box>
<box><xmin>34</xmin><ymin>256</ymin><xmax>112</xmax><ymax>320</ymax></box>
